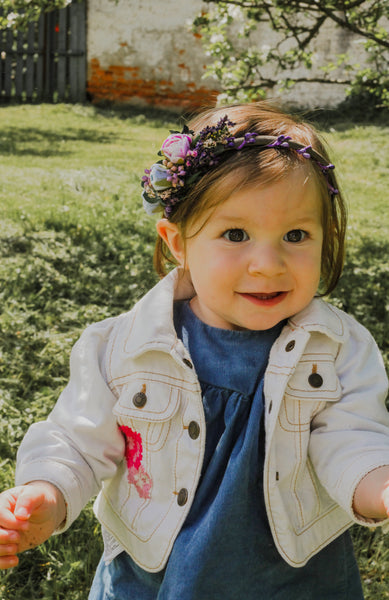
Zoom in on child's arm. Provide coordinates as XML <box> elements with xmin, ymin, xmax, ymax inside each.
<box><xmin>0</xmin><ymin>481</ymin><xmax>66</xmax><ymax>569</ymax></box>
<box><xmin>14</xmin><ymin>318</ymin><xmax>125</xmax><ymax>539</ymax></box>
<box><xmin>308</xmin><ymin>311</ymin><xmax>389</xmax><ymax>527</ymax></box>
<box><xmin>353</xmin><ymin>466</ymin><xmax>389</xmax><ymax>520</ymax></box>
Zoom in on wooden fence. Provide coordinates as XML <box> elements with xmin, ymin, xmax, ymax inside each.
<box><xmin>0</xmin><ymin>1</ymin><xmax>86</xmax><ymax>103</ymax></box>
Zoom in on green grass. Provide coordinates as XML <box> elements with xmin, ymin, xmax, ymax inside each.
<box><xmin>0</xmin><ymin>104</ymin><xmax>388</xmax><ymax>599</ymax></box>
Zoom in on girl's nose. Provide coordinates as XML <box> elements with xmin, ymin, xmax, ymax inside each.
<box><xmin>247</xmin><ymin>244</ymin><xmax>286</xmax><ymax>277</ymax></box>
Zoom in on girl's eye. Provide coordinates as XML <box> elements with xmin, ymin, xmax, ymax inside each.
<box><xmin>222</xmin><ymin>229</ymin><xmax>249</xmax><ymax>243</ymax></box>
<box><xmin>283</xmin><ymin>229</ymin><xmax>307</xmax><ymax>243</ymax></box>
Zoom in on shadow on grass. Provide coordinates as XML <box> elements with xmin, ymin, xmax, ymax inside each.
<box><xmin>91</xmin><ymin>96</ymin><xmax>389</xmax><ymax>131</ymax></box>
<box><xmin>0</xmin><ymin>212</ymin><xmax>158</xmax><ymax>315</ymax></box>
<box><xmin>329</xmin><ymin>237</ymin><xmax>389</xmax><ymax>376</ymax></box>
<box><xmin>92</xmin><ymin>101</ymin><xmax>186</xmax><ymax>127</ymax></box>
<box><xmin>303</xmin><ymin>98</ymin><xmax>389</xmax><ymax>132</ymax></box>
<box><xmin>0</xmin><ymin>125</ymin><xmax>124</xmax><ymax>158</ymax></box>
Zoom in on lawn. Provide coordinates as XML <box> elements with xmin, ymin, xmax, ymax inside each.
<box><xmin>0</xmin><ymin>103</ymin><xmax>388</xmax><ymax>599</ymax></box>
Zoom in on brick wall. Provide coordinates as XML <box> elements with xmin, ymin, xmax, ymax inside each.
<box><xmin>87</xmin><ymin>0</ymin><xmax>219</xmax><ymax>111</ymax></box>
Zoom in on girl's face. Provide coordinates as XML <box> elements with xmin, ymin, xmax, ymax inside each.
<box><xmin>158</xmin><ymin>169</ymin><xmax>323</xmax><ymax>331</ymax></box>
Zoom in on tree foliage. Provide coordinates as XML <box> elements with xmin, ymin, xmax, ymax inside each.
<box><xmin>192</xmin><ymin>0</ymin><xmax>389</xmax><ymax>107</ymax></box>
<box><xmin>0</xmin><ymin>0</ymin><xmax>72</xmax><ymax>29</ymax></box>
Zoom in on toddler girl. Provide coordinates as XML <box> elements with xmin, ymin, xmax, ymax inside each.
<box><xmin>1</xmin><ymin>102</ymin><xmax>389</xmax><ymax>599</ymax></box>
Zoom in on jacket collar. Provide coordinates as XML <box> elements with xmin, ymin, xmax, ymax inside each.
<box><xmin>122</xmin><ymin>269</ymin><xmax>348</xmax><ymax>357</ymax></box>
<box><xmin>123</xmin><ymin>268</ymin><xmax>195</xmax><ymax>357</ymax></box>
<box><xmin>288</xmin><ymin>297</ymin><xmax>348</xmax><ymax>343</ymax></box>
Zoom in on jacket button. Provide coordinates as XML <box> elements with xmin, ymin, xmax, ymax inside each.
<box><xmin>133</xmin><ymin>392</ymin><xmax>147</xmax><ymax>408</ymax></box>
<box><xmin>177</xmin><ymin>488</ymin><xmax>188</xmax><ymax>506</ymax></box>
<box><xmin>308</xmin><ymin>373</ymin><xmax>323</xmax><ymax>388</ymax></box>
<box><xmin>285</xmin><ymin>340</ymin><xmax>295</xmax><ymax>352</ymax></box>
<box><xmin>188</xmin><ymin>421</ymin><xmax>200</xmax><ymax>440</ymax></box>
<box><xmin>182</xmin><ymin>358</ymin><xmax>193</xmax><ymax>369</ymax></box>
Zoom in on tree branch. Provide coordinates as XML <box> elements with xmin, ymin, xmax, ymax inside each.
<box><xmin>294</xmin><ymin>0</ymin><xmax>389</xmax><ymax>47</ymax></box>
<box><xmin>279</xmin><ymin>13</ymin><xmax>328</xmax><ymax>50</ymax></box>
<box><xmin>206</xmin><ymin>0</ymin><xmax>389</xmax><ymax>48</ymax></box>
<box><xmin>225</xmin><ymin>75</ymin><xmax>352</xmax><ymax>92</ymax></box>
<box><xmin>199</xmin><ymin>0</ymin><xmax>389</xmax><ymax>107</ymax></box>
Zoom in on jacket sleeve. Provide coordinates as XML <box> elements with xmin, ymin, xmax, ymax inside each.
<box><xmin>309</xmin><ymin>314</ymin><xmax>389</xmax><ymax>525</ymax></box>
<box><xmin>15</xmin><ymin>317</ymin><xmax>125</xmax><ymax>532</ymax></box>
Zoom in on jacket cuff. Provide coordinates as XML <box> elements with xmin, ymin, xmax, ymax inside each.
<box><xmin>15</xmin><ymin>459</ymin><xmax>86</xmax><ymax>533</ymax></box>
<box><xmin>337</xmin><ymin>453</ymin><xmax>389</xmax><ymax>528</ymax></box>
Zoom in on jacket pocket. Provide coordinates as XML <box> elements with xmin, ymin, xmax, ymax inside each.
<box><xmin>281</xmin><ymin>456</ymin><xmax>337</xmax><ymax>533</ymax></box>
<box><xmin>275</xmin><ymin>356</ymin><xmax>341</xmax><ymax>530</ymax></box>
<box><xmin>107</xmin><ymin>379</ymin><xmax>185</xmax><ymax>539</ymax></box>
<box><xmin>280</xmin><ymin>356</ymin><xmax>341</xmax><ymax>429</ymax></box>
<box><xmin>286</xmin><ymin>355</ymin><xmax>341</xmax><ymax>401</ymax></box>
<box><xmin>113</xmin><ymin>379</ymin><xmax>181</xmax><ymax>451</ymax></box>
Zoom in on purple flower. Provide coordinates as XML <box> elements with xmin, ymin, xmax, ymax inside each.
<box><xmin>297</xmin><ymin>145</ymin><xmax>312</xmax><ymax>159</ymax></box>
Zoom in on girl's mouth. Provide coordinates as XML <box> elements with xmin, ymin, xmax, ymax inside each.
<box><xmin>239</xmin><ymin>291</ymin><xmax>287</xmax><ymax>306</ymax></box>
<box><xmin>251</xmin><ymin>292</ymin><xmax>280</xmax><ymax>300</ymax></box>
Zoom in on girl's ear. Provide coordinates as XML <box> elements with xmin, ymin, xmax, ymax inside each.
<box><xmin>156</xmin><ymin>219</ymin><xmax>186</xmax><ymax>265</ymax></box>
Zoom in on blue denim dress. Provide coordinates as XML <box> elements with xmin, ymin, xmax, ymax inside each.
<box><xmin>89</xmin><ymin>301</ymin><xmax>363</xmax><ymax>600</ymax></box>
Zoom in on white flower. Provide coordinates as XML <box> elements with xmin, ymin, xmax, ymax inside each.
<box><xmin>7</xmin><ymin>13</ymin><xmax>18</xmax><ymax>26</ymax></box>
<box><xmin>149</xmin><ymin>163</ymin><xmax>171</xmax><ymax>191</ymax></box>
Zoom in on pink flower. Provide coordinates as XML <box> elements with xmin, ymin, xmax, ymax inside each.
<box><xmin>161</xmin><ymin>133</ymin><xmax>192</xmax><ymax>164</ymax></box>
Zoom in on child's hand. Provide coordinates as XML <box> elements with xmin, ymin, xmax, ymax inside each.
<box><xmin>0</xmin><ymin>481</ymin><xmax>67</xmax><ymax>569</ymax></box>
<box><xmin>353</xmin><ymin>466</ymin><xmax>389</xmax><ymax>520</ymax></box>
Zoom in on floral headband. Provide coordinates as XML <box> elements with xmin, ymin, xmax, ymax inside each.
<box><xmin>141</xmin><ymin>116</ymin><xmax>338</xmax><ymax>218</ymax></box>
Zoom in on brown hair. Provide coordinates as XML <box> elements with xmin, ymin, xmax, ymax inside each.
<box><xmin>154</xmin><ymin>102</ymin><xmax>347</xmax><ymax>296</ymax></box>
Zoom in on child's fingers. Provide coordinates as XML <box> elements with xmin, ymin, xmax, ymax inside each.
<box><xmin>382</xmin><ymin>484</ymin><xmax>389</xmax><ymax>516</ymax></box>
<box><xmin>13</xmin><ymin>485</ymin><xmax>48</xmax><ymax>521</ymax></box>
<box><xmin>0</xmin><ymin>529</ymin><xmax>20</xmax><ymax>544</ymax></box>
<box><xmin>0</xmin><ymin>543</ymin><xmax>18</xmax><ymax>556</ymax></box>
<box><xmin>0</xmin><ymin>553</ymin><xmax>19</xmax><ymax>570</ymax></box>
<box><xmin>0</xmin><ymin>483</ymin><xmax>62</xmax><ymax>565</ymax></box>
<box><xmin>0</xmin><ymin>489</ymin><xmax>30</xmax><ymax>531</ymax></box>
<box><xmin>0</xmin><ymin>530</ymin><xmax>20</xmax><ymax>570</ymax></box>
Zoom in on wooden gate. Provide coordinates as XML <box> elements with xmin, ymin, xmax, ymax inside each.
<box><xmin>0</xmin><ymin>0</ymin><xmax>86</xmax><ymax>103</ymax></box>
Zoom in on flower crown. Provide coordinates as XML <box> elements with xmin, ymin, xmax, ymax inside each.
<box><xmin>141</xmin><ymin>116</ymin><xmax>338</xmax><ymax>218</ymax></box>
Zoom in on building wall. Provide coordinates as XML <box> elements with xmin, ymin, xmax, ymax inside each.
<box><xmin>87</xmin><ymin>0</ymin><xmax>219</xmax><ymax>110</ymax></box>
<box><xmin>87</xmin><ymin>0</ymin><xmax>362</xmax><ymax>111</ymax></box>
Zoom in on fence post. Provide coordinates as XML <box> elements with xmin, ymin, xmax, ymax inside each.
<box><xmin>44</xmin><ymin>10</ymin><xmax>55</xmax><ymax>101</ymax></box>
<box><xmin>14</xmin><ymin>30</ymin><xmax>24</xmax><ymax>98</ymax></box>
<box><xmin>69</xmin><ymin>1</ymin><xmax>86</xmax><ymax>103</ymax></box>
<box><xmin>36</xmin><ymin>13</ymin><xmax>45</xmax><ymax>102</ymax></box>
<box><xmin>25</xmin><ymin>22</ymin><xmax>36</xmax><ymax>101</ymax></box>
<box><xmin>57</xmin><ymin>7</ymin><xmax>68</xmax><ymax>102</ymax></box>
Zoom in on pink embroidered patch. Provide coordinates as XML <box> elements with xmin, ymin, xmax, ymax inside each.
<box><xmin>127</xmin><ymin>465</ymin><xmax>153</xmax><ymax>499</ymax></box>
<box><xmin>120</xmin><ymin>425</ymin><xmax>143</xmax><ymax>469</ymax></box>
<box><xmin>119</xmin><ymin>425</ymin><xmax>152</xmax><ymax>500</ymax></box>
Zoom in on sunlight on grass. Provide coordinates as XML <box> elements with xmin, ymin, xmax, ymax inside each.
<box><xmin>330</xmin><ymin>125</ymin><xmax>389</xmax><ymax>239</ymax></box>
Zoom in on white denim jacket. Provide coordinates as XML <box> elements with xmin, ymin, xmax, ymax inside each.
<box><xmin>16</xmin><ymin>268</ymin><xmax>389</xmax><ymax>572</ymax></box>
